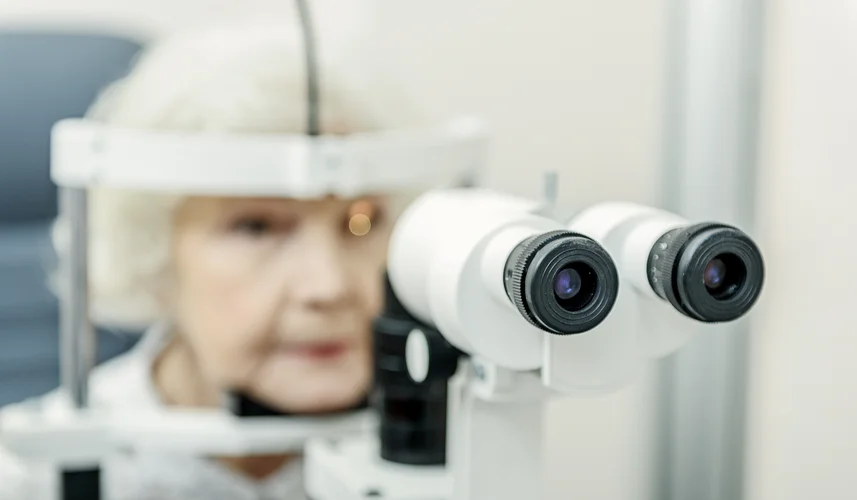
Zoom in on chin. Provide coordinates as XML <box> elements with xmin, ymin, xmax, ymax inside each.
<box><xmin>252</xmin><ymin>368</ymin><xmax>371</xmax><ymax>415</ymax></box>
<box><xmin>247</xmin><ymin>347</ymin><xmax>373</xmax><ymax>414</ymax></box>
<box><xmin>270</xmin><ymin>383</ymin><xmax>368</xmax><ymax>415</ymax></box>
<box><xmin>290</xmin><ymin>389</ymin><xmax>368</xmax><ymax>414</ymax></box>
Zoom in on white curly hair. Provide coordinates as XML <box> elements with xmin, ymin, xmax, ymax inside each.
<box><xmin>55</xmin><ymin>20</ymin><xmax>426</xmax><ymax>328</ymax></box>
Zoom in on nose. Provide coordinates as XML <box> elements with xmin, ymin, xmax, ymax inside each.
<box><xmin>290</xmin><ymin>232</ymin><xmax>351</xmax><ymax>309</ymax></box>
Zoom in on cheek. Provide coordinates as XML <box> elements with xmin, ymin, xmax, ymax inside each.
<box><xmin>252</xmin><ymin>337</ymin><xmax>374</xmax><ymax>412</ymax></box>
<box><xmin>354</xmin><ymin>235</ymin><xmax>392</xmax><ymax>312</ymax></box>
<box><xmin>172</xmin><ymin>237</ymin><xmax>280</xmax><ymax>381</ymax></box>
<box><xmin>362</xmin><ymin>271</ymin><xmax>384</xmax><ymax>317</ymax></box>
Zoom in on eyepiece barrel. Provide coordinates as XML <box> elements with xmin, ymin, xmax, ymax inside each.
<box><xmin>504</xmin><ymin>230</ymin><xmax>619</xmax><ymax>335</ymax></box>
<box><xmin>648</xmin><ymin>223</ymin><xmax>765</xmax><ymax>322</ymax></box>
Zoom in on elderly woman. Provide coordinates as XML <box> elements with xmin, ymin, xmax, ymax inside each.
<box><xmin>0</xmin><ymin>18</ymin><xmax>464</xmax><ymax>500</ymax></box>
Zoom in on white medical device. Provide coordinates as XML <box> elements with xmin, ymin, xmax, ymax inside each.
<box><xmin>303</xmin><ymin>189</ymin><xmax>765</xmax><ymax>500</ymax></box>
<box><xmin>50</xmin><ymin>117</ymin><xmax>485</xmax><ymax>198</ymax></box>
<box><xmin>0</xmin><ymin>0</ymin><xmax>766</xmax><ymax>497</ymax></box>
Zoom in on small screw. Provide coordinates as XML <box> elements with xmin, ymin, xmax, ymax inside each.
<box><xmin>542</xmin><ymin>170</ymin><xmax>558</xmax><ymax>210</ymax></box>
<box><xmin>473</xmin><ymin>364</ymin><xmax>485</xmax><ymax>380</ymax></box>
<box><xmin>364</xmin><ymin>488</ymin><xmax>383</xmax><ymax>497</ymax></box>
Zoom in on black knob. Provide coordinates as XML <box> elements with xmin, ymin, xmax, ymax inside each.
<box><xmin>402</xmin><ymin>326</ymin><xmax>461</xmax><ymax>384</ymax></box>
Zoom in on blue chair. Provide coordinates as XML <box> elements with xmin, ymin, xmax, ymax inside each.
<box><xmin>0</xmin><ymin>29</ymin><xmax>145</xmax><ymax>405</ymax></box>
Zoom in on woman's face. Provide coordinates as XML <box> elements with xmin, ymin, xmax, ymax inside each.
<box><xmin>169</xmin><ymin>195</ymin><xmax>390</xmax><ymax>413</ymax></box>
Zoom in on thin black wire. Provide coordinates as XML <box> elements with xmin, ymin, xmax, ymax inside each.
<box><xmin>295</xmin><ymin>0</ymin><xmax>321</xmax><ymax>136</ymax></box>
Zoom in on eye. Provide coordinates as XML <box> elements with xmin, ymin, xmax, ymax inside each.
<box><xmin>231</xmin><ymin>215</ymin><xmax>298</xmax><ymax>237</ymax></box>
<box><xmin>233</xmin><ymin>217</ymin><xmax>272</xmax><ymax>236</ymax></box>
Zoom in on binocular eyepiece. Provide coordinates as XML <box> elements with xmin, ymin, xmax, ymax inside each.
<box><xmin>648</xmin><ymin>223</ymin><xmax>765</xmax><ymax>323</ymax></box>
<box><xmin>503</xmin><ymin>230</ymin><xmax>619</xmax><ymax>335</ymax></box>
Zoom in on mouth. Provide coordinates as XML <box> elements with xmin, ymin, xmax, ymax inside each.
<box><xmin>278</xmin><ymin>340</ymin><xmax>354</xmax><ymax>361</ymax></box>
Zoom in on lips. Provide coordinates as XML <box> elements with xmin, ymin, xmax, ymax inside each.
<box><xmin>279</xmin><ymin>340</ymin><xmax>353</xmax><ymax>361</ymax></box>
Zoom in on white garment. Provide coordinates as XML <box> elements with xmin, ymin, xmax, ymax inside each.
<box><xmin>0</xmin><ymin>323</ymin><xmax>306</xmax><ymax>500</ymax></box>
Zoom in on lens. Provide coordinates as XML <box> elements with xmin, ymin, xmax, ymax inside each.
<box><xmin>553</xmin><ymin>264</ymin><xmax>598</xmax><ymax>312</ymax></box>
<box><xmin>703</xmin><ymin>253</ymin><xmax>747</xmax><ymax>300</ymax></box>
<box><xmin>703</xmin><ymin>258</ymin><xmax>726</xmax><ymax>289</ymax></box>
<box><xmin>504</xmin><ymin>230</ymin><xmax>618</xmax><ymax>335</ymax></box>
<box><xmin>648</xmin><ymin>224</ymin><xmax>764</xmax><ymax>322</ymax></box>
<box><xmin>554</xmin><ymin>268</ymin><xmax>582</xmax><ymax>299</ymax></box>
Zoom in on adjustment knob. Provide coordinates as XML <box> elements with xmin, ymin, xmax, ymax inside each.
<box><xmin>405</xmin><ymin>327</ymin><xmax>462</xmax><ymax>384</ymax></box>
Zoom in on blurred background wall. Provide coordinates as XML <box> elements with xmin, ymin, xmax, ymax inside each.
<box><xmin>746</xmin><ymin>2</ymin><xmax>857</xmax><ymax>500</ymax></box>
<box><xmin>1</xmin><ymin>1</ymin><xmax>855</xmax><ymax>499</ymax></box>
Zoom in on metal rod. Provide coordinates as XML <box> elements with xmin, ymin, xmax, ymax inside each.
<box><xmin>657</xmin><ymin>0</ymin><xmax>764</xmax><ymax>499</ymax></box>
<box><xmin>296</xmin><ymin>0</ymin><xmax>321</xmax><ymax>136</ymax></box>
<box><xmin>59</xmin><ymin>187</ymin><xmax>96</xmax><ymax>409</ymax></box>
<box><xmin>542</xmin><ymin>170</ymin><xmax>558</xmax><ymax>216</ymax></box>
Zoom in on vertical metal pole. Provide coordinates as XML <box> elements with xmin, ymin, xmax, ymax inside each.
<box><xmin>538</xmin><ymin>171</ymin><xmax>559</xmax><ymax>219</ymax></box>
<box><xmin>58</xmin><ymin>186</ymin><xmax>101</xmax><ymax>500</ymax></box>
<box><xmin>658</xmin><ymin>0</ymin><xmax>764</xmax><ymax>499</ymax></box>
<box><xmin>59</xmin><ymin>186</ymin><xmax>95</xmax><ymax>408</ymax></box>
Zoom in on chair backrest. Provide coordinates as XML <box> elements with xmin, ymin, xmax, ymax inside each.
<box><xmin>0</xmin><ymin>29</ymin><xmax>145</xmax><ymax>405</ymax></box>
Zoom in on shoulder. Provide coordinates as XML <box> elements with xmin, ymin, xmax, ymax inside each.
<box><xmin>0</xmin><ymin>346</ymin><xmax>148</xmax><ymax>420</ymax></box>
<box><xmin>91</xmin><ymin>323</ymin><xmax>168</xmax><ymax>409</ymax></box>
<box><xmin>90</xmin><ymin>345</ymin><xmax>156</xmax><ymax>408</ymax></box>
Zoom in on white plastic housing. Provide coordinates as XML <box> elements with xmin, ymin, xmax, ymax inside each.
<box><xmin>0</xmin><ymin>396</ymin><xmax>111</xmax><ymax>468</ymax></box>
<box><xmin>570</xmin><ymin>202</ymin><xmax>681</xmax><ymax>300</ymax></box>
<box><xmin>305</xmin><ymin>436</ymin><xmax>450</xmax><ymax>500</ymax></box>
<box><xmin>540</xmin><ymin>284</ymin><xmax>640</xmax><ymax>395</ymax></box>
<box><xmin>109</xmin><ymin>408</ymin><xmax>374</xmax><ymax>456</ymax></box>
<box><xmin>387</xmin><ymin>189</ymin><xmax>557</xmax><ymax>370</ymax></box>
<box><xmin>569</xmin><ymin>202</ymin><xmax>705</xmax><ymax>358</ymax></box>
<box><xmin>0</xmin><ymin>400</ymin><xmax>374</xmax><ymax>461</ymax></box>
<box><xmin>50</xmin><ymin>117</ymin><xmax>486</xmax><ymax>196</ymax></box>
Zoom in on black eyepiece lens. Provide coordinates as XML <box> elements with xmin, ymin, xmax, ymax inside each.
<box><xmin>553</xmin><ymin>268</ymin><xmax>581</xmax><ymax>299</ymax></box>
<box><xmin>703</xmin><ymin>253</ymin><xmax>746</xmax><ymax>300</ymax></box>
<box><xmin>553</xmin><ymin>264</ymin><xmax>597</xmax><ymax>311</ymax></box>
<box><xmin>504</xmin><ymin>231</ymin><xmax>618</xmax><ymax>335</ymax></box>
<box><xmin>703</xmin><ymin>258</ymin><xmax>726</xmax><ymax>289</ymax></box>
<box><xmin>648</xmin><ymin>223</ymin><xmax>764</xmax><ymax>322</ymax></box>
